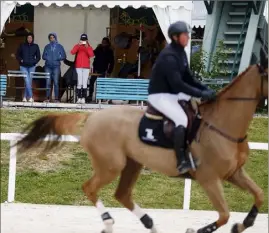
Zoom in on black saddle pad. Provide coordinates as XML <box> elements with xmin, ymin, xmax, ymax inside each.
<box><xmin>138</xmin><ymin>115</ymin><xmax>173</xmax><ymax>149</ymax></box>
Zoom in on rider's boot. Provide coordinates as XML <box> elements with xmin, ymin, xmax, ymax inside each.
<box><xmin>173</xmin><ymin>125</ymin><xmax>193</xmax><ymax>174</ymax></box>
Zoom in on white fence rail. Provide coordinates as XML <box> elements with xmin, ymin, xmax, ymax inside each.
<box><xmin>1</xmin><ymin>133</ymin><xmax>268</xmax><ymax>210</ymax></box>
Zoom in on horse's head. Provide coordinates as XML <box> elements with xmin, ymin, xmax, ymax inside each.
<box><xmin>259</xmin><ymin>47</ymin><xmax>268</xmax><ymax>98</ymax></box>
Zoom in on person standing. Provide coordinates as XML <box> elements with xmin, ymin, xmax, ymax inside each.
<box><xmin>42</xmin><ymin>32</ymin><xmax>66</xmax><ymax>102</ymax></box>
<box><xmin>16</xmin><ymin>32</ymin><xmax>41</xmax><ymax>102</ymax></box>
<box><xmin>71</xmin><ymin>34</ymin><xmax>94</xmax><ymax>104</ymax></box>
<box><xmin>89</xmin><ymin>37</ymin><xmax>114</xmax><ymax>102</ymax></box>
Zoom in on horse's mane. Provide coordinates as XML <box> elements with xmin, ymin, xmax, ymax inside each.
<box><xmin>200</xmin><ymin>65</ymin><xmax>253</xmax><ymax>106</ymax></box>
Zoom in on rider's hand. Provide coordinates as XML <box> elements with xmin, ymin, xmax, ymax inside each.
<box><xmin>201</xmin><ymin>89</ymin><xmax>216</xmax><ymax>101</ymax></box>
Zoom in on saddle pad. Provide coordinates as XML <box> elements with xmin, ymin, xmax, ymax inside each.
<box><xmin>138</xmin><ymin>115</ymin><xmax>174</xmax><ymax>149</ymax></box>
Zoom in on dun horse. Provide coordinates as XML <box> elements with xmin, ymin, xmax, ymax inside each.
<box><xmin>16</xmin><ymin>49</ymin><xmax>268</xmax><ymax>233</ymax></box>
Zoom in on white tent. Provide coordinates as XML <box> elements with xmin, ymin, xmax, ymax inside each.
<box><xmin>1</xmin><ymin>1</ymin><xmax>208</xmax><ymax>63</ymax></box>
<box><xmin>264</xmin><ymin>1</ymin><xmax>268</xmax><ymax>22</ymax></box>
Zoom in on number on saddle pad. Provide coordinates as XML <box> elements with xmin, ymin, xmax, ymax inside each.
<box><xmin>145</xmin><ymin>128</ymin><xmax>156</xmax><ymax>141</ymax></box>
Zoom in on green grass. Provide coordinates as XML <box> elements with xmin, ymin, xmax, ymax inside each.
<box><xmin>0</xmin><ymin>109</ymin><xmax>268</xmax><ymax>212</ymax></box>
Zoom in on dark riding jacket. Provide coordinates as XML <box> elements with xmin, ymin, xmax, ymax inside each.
<box><xmin>148</xmin><ymin>42</ymin><xmax>208</xmax><ymax>97</ymax></box>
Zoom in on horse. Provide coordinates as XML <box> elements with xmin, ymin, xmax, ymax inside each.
<box><xmin>16</xmin><ymin>48</ymin><xmax>268</xmax><ymax>233</ymax></box>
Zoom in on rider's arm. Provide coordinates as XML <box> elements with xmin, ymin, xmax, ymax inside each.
<box><xmin>186</xmin><ymin>68</ymin><xmax>208</xmax><ymax>90</ymax></box>
<box><xmin>163</xmin><ymin>55</ymin><xmax>203</xmax><ymax>97</ymax></box>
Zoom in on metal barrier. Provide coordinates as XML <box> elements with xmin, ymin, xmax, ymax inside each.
<box><xmin>202</xmin><ymin>78</ymin><xmax>230</xmax><ymax>85</ymax></box>
<box><xmin>1</xmin><ymin>133</ymin><xmax>268</xmax><ymax>210</ymax></box>
<box><xmin>7</xmin><ymin>70</ymin><xmax>50</xmax><ymax>93</ymax></box>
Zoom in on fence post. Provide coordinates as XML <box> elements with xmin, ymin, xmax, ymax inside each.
<box><xmin>7</xmin><ymin>140</ymin><xmax>17</xmax><ymax>203</ymax></box>
<box><xmin>183</xmin><ymin>178</ymin><xmax>192</xmax><ymax>210</ymax></box>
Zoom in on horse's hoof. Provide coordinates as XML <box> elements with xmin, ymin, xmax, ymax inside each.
<box><xmin>231</xmin><ymin>223</ymin><xmax>244</xmax><ymax>233</ymax></box>
<box><xmin>186</xmin><ymin>228</ymin><xmax>196</xmax><ymax>233</ymax></box>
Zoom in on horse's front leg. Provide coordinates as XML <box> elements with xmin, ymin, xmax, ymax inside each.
<box><xmin>228</xmin><ymin>167</ymin><xmax>264</xmax><ymax>233</ymax></box>
<box><xmin>186</xmin><ymin>178</ymin><xmax>230</xmax><ymax>233</ymax></box>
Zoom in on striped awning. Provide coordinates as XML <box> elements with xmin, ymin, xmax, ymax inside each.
<box><xmin>2</xmin><ymin>1</ymin><xmax>207</xmax><ymax>32</ymax></box>
<box><xmin>9</xmin><ymin>1</ymin><xmax>194</xmax><ymax>9</ymax></box>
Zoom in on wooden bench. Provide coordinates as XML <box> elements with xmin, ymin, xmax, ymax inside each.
<box><xmin>0</xmin><ymin>75</ymin><xmax>7</xmax><ymax>107</ymax></box>
<box><xmin>96</xmin><ymin>78</ymin><xmax>149</xmax><ymax>108</ymax></box>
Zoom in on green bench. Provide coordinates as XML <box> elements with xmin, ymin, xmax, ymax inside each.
<box><xmin>96</xmin><ymin>78</ymin><xmax>149</xmax><ymax>108</ymax></box>
<box><xmin>0</xmin><ymin>75</ymin><xmax>7</xmax><ymax>107</ymax></box>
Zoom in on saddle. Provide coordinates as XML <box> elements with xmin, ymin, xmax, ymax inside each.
<box><xmin>138</xmin><ymin>99</ymin><xmax>202</xmax><ymax>149</ymax></box>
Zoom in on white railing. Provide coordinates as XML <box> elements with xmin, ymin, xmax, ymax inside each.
<box><xmin>1</xmin><ymin>133</ymin><xmax>268</xmax><ymax>210</ymax></box>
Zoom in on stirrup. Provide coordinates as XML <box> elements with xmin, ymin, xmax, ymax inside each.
<box><xmin>188</xmin><ymin>152</ymin><xmax>197</xmax><ymax>171</ymax></box>
<box><xmin>177</xmin><ymin>160</ymin><xmax>192</xmax><ymax>174</ymax></box>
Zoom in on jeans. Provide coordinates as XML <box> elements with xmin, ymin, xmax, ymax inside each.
<box><xmin>45</xmin><ymin>66</ymin><xmax>60</xmax><ymax>99</ymax></box>
<box><xmin>20</xmin><ymin>66</ymin><xmax>35</xmax><ymax>98</ymax></box>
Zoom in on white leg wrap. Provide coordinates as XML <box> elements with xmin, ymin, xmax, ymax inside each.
<box><xmin>96</xmin><ymin>199</ymin><xmax>114</xmax><ymax>233</ymax></box>
<box><xmin>96</xmin><ymin>199</ymin><xmax>107</xmax><ymax>215</ymax></box>
<box><xmin>132</xmin><ymin>203</ymin><xmax>157</xmax><ymax>232</ymax></box>
<box><xmin>132</xmin><ymin>203</ymin><xmax>146</xmax><ymax>218</ymax></box>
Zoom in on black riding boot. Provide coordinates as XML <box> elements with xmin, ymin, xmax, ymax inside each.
<box><xmin>76</xmin><ymin>88</ymin><xmax>82</xmax><ymax>103</ymax></box>
<box><xmin>173</xmin><ymin>125</ymin><xmax>192</xmax><ymax>174</ymax></box>
<box><xmin>82</xmin><ymin>88</ymin><xmax>87</xmax><ymax>103</ymax></box>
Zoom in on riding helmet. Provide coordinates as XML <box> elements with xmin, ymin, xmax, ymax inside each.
<box><xmin>168</xmin><ymin>21</ymin><xmax>192</xmax><ymax>39</ymax></box>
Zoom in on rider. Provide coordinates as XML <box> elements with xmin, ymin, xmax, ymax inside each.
<box><xmin>147</xmin><ymin>21</ymin><xmax>216</xmax><ymax>174</ymax></box>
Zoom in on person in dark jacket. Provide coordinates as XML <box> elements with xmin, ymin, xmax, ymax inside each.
<box><xmin>42</xmin><ymin>32</ymin><xmax>66</xmax><ymax>102</ymax></box>
<box><xmin>16</xmin><ymin>32</ymin><xmax>41</xmax><ymax>102</ymax></box>
<box><xmin>148</xmin><ymin>21</ymin><xmax>216</xmax><ymax>174</ymax></box>
<box><xmin>88</xmin><ymin>37</ymin><xmax>114</xmax><ymax>102</ymax></box>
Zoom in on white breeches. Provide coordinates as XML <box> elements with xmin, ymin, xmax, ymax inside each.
<box><xmin>148</xmin><ymin>93</ymin><xmax>191</xmax><ymax>127</ymax></box>
<box><xmin>76</xmin><ymin>68</ymin><xmax>90</xmax><ymax>89</ymax></box>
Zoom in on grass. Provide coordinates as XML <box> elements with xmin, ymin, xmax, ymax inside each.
<box><xmin>0</xmin><ymin>109</ymin><xmax>268</xmax><ymax>213</ymax></box>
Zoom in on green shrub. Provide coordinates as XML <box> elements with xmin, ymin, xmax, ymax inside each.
<box><xmin>190</xmin><ymin>40</ymin><xmax>230</xmax><ymax>91</ymax></box>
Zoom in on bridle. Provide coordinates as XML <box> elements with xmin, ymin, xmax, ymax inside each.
<box><xmin>203</xmin><ymin>64</ymin><xmax>268</xmax><ymax>143</ymax></box>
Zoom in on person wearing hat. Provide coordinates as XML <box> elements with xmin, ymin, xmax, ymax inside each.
<box><xmin>71</xmin><ymin>33</ymin><xmax>94</xmax><ymax>104</ymax></box>
<box><xmin>147</xmin><ymin>21</ymin><xmax>216</xmax><ymax>174</ymax></box>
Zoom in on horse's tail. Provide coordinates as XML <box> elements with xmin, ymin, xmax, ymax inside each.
<box><xmin>16</xmin><ymin>112</ymin><xmax>89</xmax><ymax>154</ymax></box>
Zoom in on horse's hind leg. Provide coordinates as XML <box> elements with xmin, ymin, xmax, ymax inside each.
<box><xmin>228</xmin><ymin>167</ymin><xmax>264</xmax><ymax>233</ymax></box>
<box><xmin>82</xmin><ymin>171</ymin><xmax>119</xmax><ymax>233</ymax></box>
<box><xmin>114</xmin><ymin>157</ymin><xmax>158</xmax><ymax>233</ymax></box>
<box><xmin>186</xmin><ymin>178</ymin><xmax>230</xmax><ymax>233</ymax></box>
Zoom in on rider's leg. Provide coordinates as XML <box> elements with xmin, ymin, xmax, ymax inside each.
<box><xmin>148</xmin><ymin>93</ymin><xmax>192</xmax><ymax>174</ymax></box>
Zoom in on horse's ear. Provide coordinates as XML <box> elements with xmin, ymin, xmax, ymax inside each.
<box><xmin>260</xmin><ymin>47</ymin><xmax>268</xmax><ymax>69</ymax></box>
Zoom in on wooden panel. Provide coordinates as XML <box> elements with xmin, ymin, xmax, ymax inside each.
<box><xmin>0</xmin><ymin>22</ymin><xmax>34</xmax><ymax>100</ymax></box>
<box><xmin>110</xmin><ymin>23</ymin><xmax>163</xmax><ymax>79</ymax></box>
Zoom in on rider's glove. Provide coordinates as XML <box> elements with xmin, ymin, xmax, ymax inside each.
<box><xmin>201</xmin><ymin>89</ymin><xmax>216</xmax><ymax>101</ymax></box>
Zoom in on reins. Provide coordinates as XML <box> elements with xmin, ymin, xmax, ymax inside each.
<box><xmin>202</xmin><ymin>65</ymin><xmax>267</xmax><ymax>143</ymax></box>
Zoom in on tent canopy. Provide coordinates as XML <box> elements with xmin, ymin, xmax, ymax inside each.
<box><xmin>264</xmin><ymin>1</ymin><xmax>268</xmax><ymax>22</ymax></box>
<box><xmin>7</xmin><ymin>1</ymin><xmax>193</xmax><ymax>9</ymax></box>
<box><xmin>2</xmin><ymin>1</ymin><xmax>207</xmax><ymax>28</ymax></box>
<box><xmin>1</xmin><ymin>1</ymin><xmax>208</xmax><ymax>62</ymax></box>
